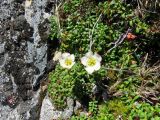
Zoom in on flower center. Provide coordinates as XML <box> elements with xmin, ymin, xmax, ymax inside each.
<box><xmin>87</xmin><ymin>57</ymin><xmax>96</xmax><ymax>66</ymax></box>
<box><xmin>65</xmin><ymin>58</ymin><xmax>72</xmax><ymax>66</ymax></box>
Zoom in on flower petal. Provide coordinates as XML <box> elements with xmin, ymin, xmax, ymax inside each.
<box><xmin>53</xmin><ymin>51</ymin><xmax>62</xmax><ymax>61</ymax></box>
<box><xmin>81</xmin><ymin>56</ymin><xmax>87</xmax><ymax>66</ymax></box>
<box><xmin>59</xmin><ymin>58</ymin><xmax>66</xmax><ymax>68</ymax></box>
<box><xmin>70</xmin><ymin>54</ymin><xmax>75</xmax><ymax>61</ymax></box>
<box><xmin>59</xmin><ymin>53</ymin><xmax>75</xmax><ymax>69</ymax></box>
<box><xmin>85</xmin><ymin>67</ymin><xmax>95</xmax><ymax>74</ymax></box>
<box><xmin>94</xmin><ymin>62</ymin><xmax>101</xmax><ymax>71</ymax></box>
<box><xmin>86</xmin><ymin>51</ymin><xmax>93</xmax><ymax>57</ymax></box>
<box><xmin>67</xmin><ymin>61</ymin><xmax>75</xmax><ymax>69</ymax></box>
<box><xmin>94</xmin><ymin>53</ymin><xmax>102</xmax><ymax>62</ymax></box>
<box><xmin>59</xmin><ymin>58</ymin><xmax>75</xmax><ymax>69</ymax></box>
<box><xmin>62</xmin><ymin>52</ymin><xmax>70</xmax><ymax>58</ymax></box>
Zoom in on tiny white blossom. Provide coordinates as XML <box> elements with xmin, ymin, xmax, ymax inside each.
<box><xmin>81</xmin><ymin>51</ymin><xmax>102</xmax><ymax>74</ymax></box>
<box><xmin>53</xmin><ymin>51</ymin><xmax>62</xmax><ymax>61</ymax></box>
<box><xmin>25</xmin><ymin>0</ymin><xmax>32</xmax><ymax>7</ymax></box>
<box><xmin>59</xmin><ymin>52</ymin><xmax>75</xmax><ymax>69</ymax></box>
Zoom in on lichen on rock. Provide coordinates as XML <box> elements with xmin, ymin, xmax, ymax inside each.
<box><xmin>0</xmin><ymin>0</ymin><xmax>56</xmax><ymax>119</ymax></box>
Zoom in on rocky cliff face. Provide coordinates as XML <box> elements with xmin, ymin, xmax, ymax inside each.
<box><xmin>0</xmin><ymin>0</ymin><xmax>55</xmax><ymax>119</ymax></box>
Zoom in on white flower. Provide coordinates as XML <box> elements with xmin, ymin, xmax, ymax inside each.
<box><xmin>81</xmin><ymin>51</ymin><xmax>102</xmax><ymax>74</ymax></box>
<box><xmin>59</xmin><ymin>52</ymin><xmax>75</xmax><ymax>69</ymax></box>
<box><xmin>25</xmin><ymin>0</ymin><xmax>32</xmax><ymax>7</ymax></box>
<box><xmin>53</xmin><ymin>51</ymin><xmax>62</xmax><ymax>61</ymax></box>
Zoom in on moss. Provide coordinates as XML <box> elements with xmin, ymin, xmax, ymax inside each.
<box><xmin>108</xmin><ymin>99</ymin><xmax>129</xmax><ymax>118</ymax></box>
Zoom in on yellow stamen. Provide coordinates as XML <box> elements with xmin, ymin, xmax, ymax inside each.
<box><xmin>65</xmin><ymin>58</ymin><xmax>72</xmax><ymax>66</ymax></box>
<box><xmin>87</xmin><ymin>57</ymin><xmax>96</xmax><ymax>66</ymax></box>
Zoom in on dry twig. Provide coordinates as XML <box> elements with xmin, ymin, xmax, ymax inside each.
<box><xmin>107</xmin><ymin>28</ymin><xmax>130</xmax><ymax>53</ymax></box>
<box><xmin>55</xmin><ymin>0</ymin><xmax>63</xmax><ymax>37</ymax></box>
<box><xmin>89</xmin><ymin>13</ymin><xmax>102</xmax><ymax>51</ymax></box>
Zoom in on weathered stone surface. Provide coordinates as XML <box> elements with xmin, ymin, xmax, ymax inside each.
<box><xmin>0</xmin><ymin>0</ymin><xmax>55</xmax><ymax>119</ymax></box>
<box><xmin>40</xmin><ymin>95</ymin><xmax>81</xmax><ymax>120</ymax></box>
<box><xmin>40</xmin><ymin>95</ymin><xmax>62</xmax><ymax>120</ymax></box>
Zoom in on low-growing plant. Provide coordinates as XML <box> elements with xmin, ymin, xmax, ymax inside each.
<box><xmin>48</xmin><ymin>0</ymin><xmax>159</xmax><ymax>119</ymax></box>
<box><xmin>48</xmin><ymin>62</ymin><xmax>106</xmax><ymax>109</ymax></box>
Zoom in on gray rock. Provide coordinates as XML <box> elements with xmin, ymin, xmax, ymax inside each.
<box><xmin>74</xmin><ymin>100</ymin><xmax>82</xmax><ymax>112</ymax></box>
<box><xmin>61</xmin><ymin>98</ymin><xmax>74</xmax><ymax>119</ymax></box>
<box><xmin>0</xmin><ymin>0</ymin><xmax>56</xmax><ymax>119</ymax></box>
<box><xmin>40</xmin><ymin>95</ymin><xmax>62</xmax><ymax>120</ymax></box>
<box><xmin>40</xmin><ymin>96</ymin><xmax>77</xmax><ymax>120</ymax></box>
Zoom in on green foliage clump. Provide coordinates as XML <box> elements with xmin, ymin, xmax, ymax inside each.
<box><xmin>51</xmin><ymin>0</ymin><xmax>148</xmax><ymax>55</ymax></box>
<box><xmin>108</xmin><ymin>99</ymin><xmax>129</xmax><ymax>118</ymax></box>
<box><xmin>48</xmin><ymin>62</ymin><xmax>106</xmax><ymax>109</ymax></box>
<box><xmin>71</xmin><ymin>98</ymin><xmax>160</xmax><ymax>120</ymax></box>
<box><xmin>48</xmin><ymin>0</ymin><xmax>159</xmax><ymax>119</ymax></box>
<box><xmin>48</xmin><ymin>64</ymin><xmax>75</xmax><ymax>109</ymax></box>
<box><xmin>129</xmin><ymin>102</ymin><xmax>160</xmax><ymax>119</ymax></box>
